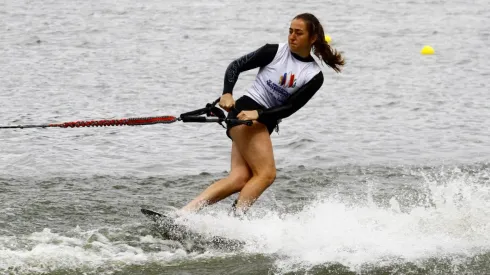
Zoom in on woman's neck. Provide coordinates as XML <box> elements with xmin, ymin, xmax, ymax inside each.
<box><xmin>290</xmin><ymin>49</ymin><xmax>314</xmax><ymax>62</ymax></box>
<box><xmin>291</xmin><ymin>48</ymin><xmax>311</xmax><ymax>58</ymax></box>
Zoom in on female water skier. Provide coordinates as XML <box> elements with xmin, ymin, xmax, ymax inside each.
<box><xmin>181</xmin><ymin>13</ymin><xmax>345</xmax><ymax>216</ymax></box>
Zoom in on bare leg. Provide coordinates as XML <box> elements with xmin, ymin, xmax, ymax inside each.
<box><xmin>180</xmin><ymin>142</ymin><xmax>252</xmax><ymax>212</ymax></box>
<box><xmin>229</xmin><ymin>122</ymin><xmax>276</xmax><ymax>215</ymax></box>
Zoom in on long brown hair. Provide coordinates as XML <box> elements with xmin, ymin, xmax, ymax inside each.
<box><xmin>294</xmin><ymin>13</ymin><xmax>345</xmax><ymax>73</ymax></box>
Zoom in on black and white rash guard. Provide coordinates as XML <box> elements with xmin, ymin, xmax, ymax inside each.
<box><xmin>223</xmin><ymin>43</ymin><xmax>324</xmax><ymax>121</ymax></box>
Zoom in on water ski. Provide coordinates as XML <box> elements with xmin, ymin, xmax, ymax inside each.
<box><xmin>141</xmin><ymin>208</ymin><xmax>165</xmax><ymax>221</ymax></box>
<box><xmin>140</xmin><ymin>208</ymin><xmax>244</xmax><ymax>250</ymax></box>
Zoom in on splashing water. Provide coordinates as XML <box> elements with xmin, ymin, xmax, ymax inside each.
<box><xmin>0</xmin><ymin>167</ymin><xmax>488</xmax><ymax>274</ymax></box>
<box><xmin>178</xmin><ymin>167</ymin><xmax>490</xmax><ymax>273</ymax></box>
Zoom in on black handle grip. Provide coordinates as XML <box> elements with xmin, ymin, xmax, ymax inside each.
<box><xmin>180</xmin><ymin>116</ymin><xmax>252</xmax><ymax>126</ymax></box>
<box><xmin>181</xmin><ymin>116</ymin><xmax>212</xmax><ymax>123</ymax></box>
<box><xmin>227</xmin><ymin>119</ymin><xmax>253</xmax><ymax>126</ymax></box>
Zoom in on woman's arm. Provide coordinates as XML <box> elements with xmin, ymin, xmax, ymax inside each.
<box><xmin>259</xmin><ymin>71</ymin><xmax>324</xmax><ymax>121</ymax></box>
<box><xmin>223</xmin><ymin>44</ymin><xmax>279</xmax><ymax>95</ymax></box>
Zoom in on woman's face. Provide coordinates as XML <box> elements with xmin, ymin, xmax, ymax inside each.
<box><xmin>288</xmin><ymin>18</ymin><xmax>316</xmax><ymax>54</ymax></box>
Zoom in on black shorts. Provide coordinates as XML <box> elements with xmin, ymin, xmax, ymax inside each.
<box><xmin>226</xmin><ymin>95</ymin><xmax>278</xmax><ymax>139</ymax></box>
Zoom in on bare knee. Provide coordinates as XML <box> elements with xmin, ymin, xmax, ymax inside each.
<box><xmin>228</xmin><ymin>170</ymin><xmax>252</xmax><ymax>190</ymax></box>
<box><xmin>267</xmin><ymin>168</ymin><xmax>276</xmax><ymax>185</ymax></box>
<box><xmin>257</xmin><ymin>167</ymin><xmax>276</xmax><ymax>186</ymax></box>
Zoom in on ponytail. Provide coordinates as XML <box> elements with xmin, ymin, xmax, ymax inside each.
<box><xmin>294</xmin><ymin>13</ymin><xmax>345</xmax><ymax>73</ymax></box>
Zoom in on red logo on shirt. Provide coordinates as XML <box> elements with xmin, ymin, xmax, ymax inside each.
<box><xmin>279</xmin><ymin>72</ymin><xmax>296</xmax><ymax>88</ymax></box>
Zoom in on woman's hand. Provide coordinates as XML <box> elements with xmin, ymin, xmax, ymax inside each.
<box><xmin>219</xmin><ymin>93</ymin><xmax>235</xmax><ymax>112</ymax></box>
<box><xmin>237</xmin><ymin>110</ymin><xmax>259</xmax><ymax>121</ymax></box>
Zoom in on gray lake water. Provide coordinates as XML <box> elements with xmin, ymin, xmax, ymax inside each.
<box><xmin>1</xmin><ymin>0</ymin><xmax>489</xmax><ymax>274</ymax></box>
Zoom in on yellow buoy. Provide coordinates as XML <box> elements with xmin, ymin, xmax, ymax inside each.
<box><xmin>421</xmin><ymin>45</ymin><xmax>435</xmax><ymax>55</ymax></box>
<box><xmin>324</xmin><ymin>35</ymin><xmax>332</xmax><ymax>44</ymax></box>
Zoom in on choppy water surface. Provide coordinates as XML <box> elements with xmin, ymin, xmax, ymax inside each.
<box><xmin>1</xmin><ymin>0</ymin><xmax>489</xmax><ymax>274</ymax></box>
